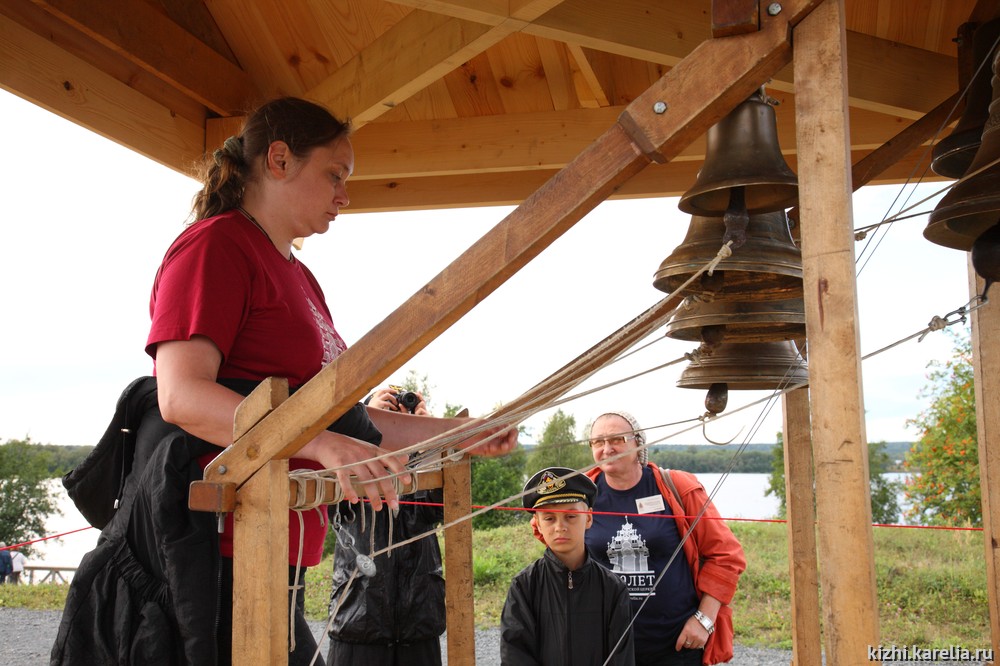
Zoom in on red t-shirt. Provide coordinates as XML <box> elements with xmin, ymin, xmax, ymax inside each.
<box><xmin>147</xmin><ymin>210</ymin><xmax>348</xmax><ymax>566</ymax></box>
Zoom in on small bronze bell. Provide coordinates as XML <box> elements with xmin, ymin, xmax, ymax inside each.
<box><xmin>926</xmin><ymin>47</ymin><xmax>1000</xmax><ymax>250</ymax></box>
<box><xmin>653</xmin><ymin>210</ymin><xmax>802</xmax><ymax>301</ymax></box>
<box><xmin>665</xmin><ymin>297</ymin><xmax>806</xmax><ymax>344</ymax></box>
<box><xmin>932</xmin><ymin>19</ymin><xmax>1000</xmax><ymax>179</ymax></box>
<box><xmin>678</xmin><ymin>341</ymin><xmax>808</xmax><ymax>415</ymax></box>
<box><xmin>678</xmin><ymin>88</ymin><xmax>798</xmax><ymax>249</ymax></box>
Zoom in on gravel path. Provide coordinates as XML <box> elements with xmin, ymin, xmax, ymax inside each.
<box><xmin>7</xmin><ymin>608</ymin><xmax>796</xmax><ymax>664</ymax></box>
<box><xmin>9</xmin><ymin>607</ymin><xmax>992</xmax><ymax>665</ymax></box>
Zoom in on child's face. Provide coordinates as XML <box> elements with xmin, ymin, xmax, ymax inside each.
<box><xmin>535</xmin><ymin>502</ymin><xmax>593</xmax><ymax>560</ymax></box>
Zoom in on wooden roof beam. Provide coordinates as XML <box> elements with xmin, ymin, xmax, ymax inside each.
<box><xmin>28</xmin><ymin>0</ymin><xmax>258</xmax><ymax>115</ymax></box>
<box><xmin>349</xmin><ymin>102</ymin><xmax>919</xmax><ymax>179</ymax></box>
<box><xmin>0</xmin><ymin>11</ymin><xmax>204</xmax><ymax>172</ymax></box>
<box><xmin>307</xmin><ymin>1</ymin><xmax>568</xmax><ymax>125</ymax></box>
<box><xmin>342</xmin><ymin>145</ymin><xmax>944</xmax><ymax>213</ymax></box>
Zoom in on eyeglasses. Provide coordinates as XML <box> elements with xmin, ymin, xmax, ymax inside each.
<box><xmin>589</xmin><ymin>435</ymin><xmax>634</xmax><ymax>449</ymax></box>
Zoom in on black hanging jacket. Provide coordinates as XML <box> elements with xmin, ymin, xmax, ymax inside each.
<box><xmin>51</xmin><ymin>376</ymin><xmax>380</xmax><ymax>666</ymax></box>
<box><xmin>326</xmin><ymin>486</ymin><xmax>446</xmax><ymax>646</ymax></box>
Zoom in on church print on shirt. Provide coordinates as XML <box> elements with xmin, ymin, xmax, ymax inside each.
<box><xmin>605</xmin><ymin>519</ymin><xmax>657</xmax><ymax>598</ymax></box>
<box><xmin>305</xmin><ymin>295</ymin><xmax>347</xmax><ymax>365</ymax></box>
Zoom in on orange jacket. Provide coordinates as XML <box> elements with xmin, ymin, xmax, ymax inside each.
<box><xmin>586</xmin><ymin>464</ymin><xmax>746</xmax><ymax>665</ymax></box>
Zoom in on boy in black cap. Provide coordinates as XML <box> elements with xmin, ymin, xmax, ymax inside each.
<box><xmin>500</xmin><ymin>467</ymin><xmax>634</xmax><ymax>666</ymax></box>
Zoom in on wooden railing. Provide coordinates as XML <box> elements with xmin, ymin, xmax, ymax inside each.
<box><xmin>23</xmin><ymin>565</ymin><xmax>76</xmax><ymax>584</ymax></box>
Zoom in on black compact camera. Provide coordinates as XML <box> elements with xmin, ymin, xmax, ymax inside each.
<box><xmin>389</xmin><ymin>386</ymin><xmax>421</xmax><ymax>413</ymax></box>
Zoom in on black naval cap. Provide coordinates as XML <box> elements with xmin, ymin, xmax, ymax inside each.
<box><xmin>522</xmin><ymin>467</ymin><xmax>598</xmax><ymax>510</ymax></box>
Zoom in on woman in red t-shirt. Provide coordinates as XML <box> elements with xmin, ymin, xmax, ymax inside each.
<box><xmin>147</xmin><ymin>97</ymin><xmax>516</xmax><ymax>665</ymax></box>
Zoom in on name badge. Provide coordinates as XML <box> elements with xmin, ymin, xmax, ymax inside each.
<box><xmin>636</xmin><ymin>494</ymin><xmax>665</xmax><ymax>514</ymax></box>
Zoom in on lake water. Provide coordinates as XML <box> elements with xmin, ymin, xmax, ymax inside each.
<box><xmin>30</xmin><ymin>473</ymin><xmax>910</xmax><ymax>577</ymax></box>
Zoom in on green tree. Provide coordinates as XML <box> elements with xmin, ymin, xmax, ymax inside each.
<box><xmin>764</xmin><ymin>433</ymin><xmax>901</xmax><ymax>523</ymax></box>
<box><xmin>470</xmin><ymin>447</ymin><xmax>528</xmax><ymax>529</ymax></box>
<box><xmin>764</xmin><ymin>432</ymin><xmax>786</xmax><ymax>515</ymax></box>
<box><xmin>526</xmin><ymin>410</ymin><xmax>592</xmax><ymax>472</ymax></box>
<box><xmin>0</xmin><ymin>438</ymin><xmax>60</xmax><ymax>555</ymax></box>
<box><xmin>903</xmin><ymin>334</ymin><xmax>980</xmax><ymax>526</ymax></box>
<box><xmin>868</xmin><ymin>444</ymin><xmax>902</xmax><ymax>524</ymax></box>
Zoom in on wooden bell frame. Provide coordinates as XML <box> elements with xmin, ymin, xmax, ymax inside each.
<box><xmin>188</xmin><ymin>1</ymin><xmax>1000</xmax><ymax>663</ymax></box>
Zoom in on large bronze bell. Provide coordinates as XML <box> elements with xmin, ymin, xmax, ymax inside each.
<box><xmin>653</xmin><ymin>210</ymin><xmax>803</xmax><ymax>301</ymax></box>
<box><xmin>678</xmin><ymin>88</ymin><xmax>798</xmax><ymax>221</ymax></box>
<box><xmin>926</xmin><ymin>47</ymin><xmax>1000</xmax><ymax>251</ymax></box>
<box><xmin>931</xmin><ymin>19</ymin><xmax>1000</xmax><ymax>179</ymax></box>
<box><xmin>678</xmin><ymin>340</ymin><xmax>809</xmax><ymax>414</ymax></box>
<box><xmin>665</xmin><ymin>297</ymin><xmax>806</xmax><ymax>345</ymax></box>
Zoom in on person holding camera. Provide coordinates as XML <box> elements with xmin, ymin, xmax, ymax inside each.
<box><xmin>327</xmin><ymin>386</ymin><xmax>447</xmax><ymax>666</ymax></box>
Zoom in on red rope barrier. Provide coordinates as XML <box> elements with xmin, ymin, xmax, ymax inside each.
<box><xmin>1</xmin><ymin>526</ymin><xmax>95</xmax><ymax>551</ymax></box>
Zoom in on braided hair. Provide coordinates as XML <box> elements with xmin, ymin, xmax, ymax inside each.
<box><xmin>191</xmin><ymin>97</ymin><xmax>351</xmax><ymax>221</ymax></box>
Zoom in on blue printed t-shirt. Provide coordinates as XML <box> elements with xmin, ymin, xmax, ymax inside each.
<box><xmin>585</xmin><ymin>466</ymin><xmax>699</xmax><ymax>654</ymax></box>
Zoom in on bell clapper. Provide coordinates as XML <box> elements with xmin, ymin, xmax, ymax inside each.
<box><xmin>722</xmin><ymin>186</ymin><xmax>750</xmax><ymax>249</ymax></box>
<box><xmin>704</xmin><ymin>382</ymin><xmax>729</xmax><ymax>414</ymax></box>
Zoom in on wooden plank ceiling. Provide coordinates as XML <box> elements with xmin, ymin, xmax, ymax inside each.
<box><xmin>0</xmin><ymin>0</ymin><xmax>987</xmax><ymax>212</ymax></box>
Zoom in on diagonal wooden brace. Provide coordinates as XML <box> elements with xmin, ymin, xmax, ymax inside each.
<box><xmin>189</xmin><ymin>0</ymin><xmax>823</xmax><ymax>521</ymax></box>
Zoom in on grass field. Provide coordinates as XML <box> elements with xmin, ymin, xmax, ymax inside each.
<box><xmin>305</xmin><ymin>519</ymin><xmax>991</xmax><ymax>651</ymax></box>
<box><xmin>4</xmin><ymin>520</ymin><xmax>990</xmax><ymax>652</ymax></box>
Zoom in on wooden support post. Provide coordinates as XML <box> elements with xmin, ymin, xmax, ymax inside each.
<box><xmin>443</xmin><ymin>455</ymin><xmax>475</xmax><ymax>666</ymax></box>
<box><xmin>969</xmin><ymin>263</ymin><xmax>1000</xmax><ymax>654</ymax></box>
<box><xmin>793</xmin><ymin>1</ymin><xmax>880</xmax><ymax>663</ymax></box>
<box><xmin>782</xmin><ymin>387</ymin><xmax>822</xmax><ymax>666</ymax></box>
<box><xmin>232</xmin><ymin>458</ymin><xmax>289</xmax><ymax>665</ymax></box>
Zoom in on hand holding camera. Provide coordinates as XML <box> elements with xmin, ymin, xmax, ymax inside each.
<box><xmin>366</xmin><ymin>386</ymin><xmax>428</xmax><ymax>415</ymax></box>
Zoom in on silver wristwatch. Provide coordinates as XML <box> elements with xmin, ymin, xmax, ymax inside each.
<box><xmin>694</xmin><ymin>610</ymin><xmax>715</xmax><ymax>635</ymax></box>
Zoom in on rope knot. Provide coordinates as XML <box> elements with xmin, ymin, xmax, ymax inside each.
<box><xmin>706</xmin><ymin>242</ymin><xmax>733</xmax><ymax>276</ymax></box>
<box><xmin>926</xmin><ymin>315</ymin><xmax>948</xmax><ymax>332</ymax></box>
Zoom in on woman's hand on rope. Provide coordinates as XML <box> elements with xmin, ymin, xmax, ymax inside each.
<box><xmin>451</xmin><ymin>418</ymin><xmax>519</xmax><ymax>457</ymax></box>
<box><xmin>299</xmin><ymin>431</ymin><xmax>409</xmax><ymax>511</ymax></box>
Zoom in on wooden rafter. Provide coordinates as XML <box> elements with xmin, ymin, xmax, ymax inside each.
<box><xmin>390</xmin><ymin>0</ymin><xmax>956</xmax><ymax>118</ymax></box>
<box><xmin>0</xmin><ymin>10</ymin><xmax>205</xmax><ymax>170</ymax></box>
<box><xmin>26</xmin><ymin>0</ymin><xmax>257</xmax><ymax>115</ymax></box>
<box><xmin>303</xmin><ymin>1</ymin><xmax>568</xmax><ymax>125</ymax></box>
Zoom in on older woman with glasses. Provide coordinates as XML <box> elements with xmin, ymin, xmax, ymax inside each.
<box><xmin>584</xmin><ymin>411</ymin><xmax>745</xmax><ymax>666</ymax></box>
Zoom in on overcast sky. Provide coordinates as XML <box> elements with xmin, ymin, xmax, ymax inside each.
<box><xmin>0</xmin><ymin>89</ymin><xmax>974</xmax><ymax>451</ymax></box>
